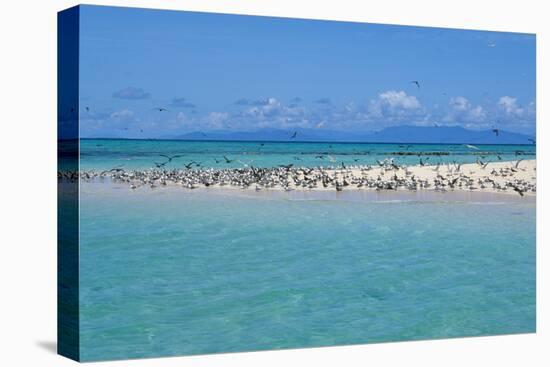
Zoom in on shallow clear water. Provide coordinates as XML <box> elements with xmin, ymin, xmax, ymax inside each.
<box><xmin>78</xmin><ymin>186</ymin><xmax>535</xmax><ymax>361</ymax></box>
<box><xmin>78</xmin><ymin>139</ymin><xmax>535</xmax><ymax>171</ymax></box>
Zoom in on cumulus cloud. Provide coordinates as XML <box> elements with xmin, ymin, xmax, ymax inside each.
<box><xmin>315</xmin><ymin>97</ymin><xmax>332</xmax><ymax>105</ymax></box>
<box><xmin>112</xmin><ymin>87</ymin><xmax>151</xmax><ymax>100</ymax></box>
<box><xmin>173</xmin><ymin>111</ymin><xmax>229</xmax><ymax>130</ymax></box>
<box><xmin>170</xmin><ymin>97</ymin><xmax>196</xmax><ymax>108</ymax></box>
<box><xmin>495</xmin><ymin>97</ymin><xmax>535</xmax><ymax>131</ymax></box>
<box><xmin>367</xmin><ymin>90</ymin><xmax>423</xmax><ymax>123</ymax></box>
<box><xmin>110</xmin><ymin>109</ymin><xmax>134</xmax><ymax>119</ymax></box>
<box><xmin>498</xmin><ymin>96</ymin><xmax>525</xmax><ymax>117</ymax></box>
<box><xmin>234</xmin><ymin>98</ymin><xmax>273</xmax><ymax>106</ymax></box>
<box><xmin>445</xmin><ymin>96</ymin><xmax>487</xmax><ymax>125</ymax></box>
<box><xmin>84</xmin><ymin>90</ymin><xmax>535</xmax><ymax>137</ymax></box>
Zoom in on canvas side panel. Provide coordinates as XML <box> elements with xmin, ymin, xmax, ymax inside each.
<box><xmin>57</xmin><ymin>5</ymin><xmax>80</xmax><ymax>362</ymax></box>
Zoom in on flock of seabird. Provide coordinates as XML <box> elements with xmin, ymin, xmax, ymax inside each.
<box><xmin>59</xmin><ymin>158</ymin><xmax>536</xmax><ymax>196</ymax></box>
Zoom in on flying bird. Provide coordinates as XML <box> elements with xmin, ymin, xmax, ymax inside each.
<box><xmin>510</xmin><ymin>184</ymin><xmax>524</xmax><ymax>196</ymax></box>
<box><xmin>290</xmin><ymin>131</ymin><xmax>298</xmax><ymax>139</ymax></box>
<box><xmin>184</xmin><ymin>161</ymin><xmax>200</xmax><ymax>169</ymax></box>
<box><xmin>159</xmin><ymin>154</ymin><xmax>183</xmax><ymax>162</ymax></box>
<box><xmin>410</xmin><ymin>80</ymin><xmax>420</xmax><ymax>89</ymax></box>
<box><xmin>527</xmin><ymin>138</ymin><xmax>536</xmax><ymax>144</ymax></box>
<box><xmin>465</xmin><ymin>144</ymin><xmax>480</xmax><ymax>150</ymax></box>
<box><xmin>492</xmin><ymin>128</ymin><xmax>499</xmax><ymax>136</ymax></box>
<box><xmin>153</xmin><ymin>107</ymin><xmax>169</xmax><ymax>112</ymax></box>
<box><xmin>515</xmin><ymin>159</ymin><xmax>524</xmax><ymax>169</ymax></box>
<box><xmin>223</xmin><ymin>155</ymin><xmax>235</xmax><ymax>163</ymax></box>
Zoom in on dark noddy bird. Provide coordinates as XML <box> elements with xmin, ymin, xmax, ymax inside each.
<box><xmin>410</xmin><ymin>80</ymin><xmax>421</xmax><ymax>89</ymax></box>
<box><xmin>153</xmin><ymin>107</ymin><xmax>169</xmax><ymax>112</ymax></box>
<box><xmin>159</xmin><ymin>154</ymin><xmax>183</xmax><ymax>162</ymax></box>
<box><xmin>449</xmin><ymin>177</ymin><xmax>459</xmax><ymax>188</ymax></box>
<box><xmin>515</xmin><ymin>159</ymin><xmax>524</xmax><ymax>169</ymax></box>
<box><xmin>223</xmin><ymin>155</ymin><xmax>234</xmax><ymax>163</ymax></box>
<box><xmin>290</xmin><ymin>131</ymin><xmax>298</xmax><ymax>139</ymax></box>
<box><xmin>492</xmin><ymin>128</ymin><xmax>499</xmax><ymax>136</ymax></box>
<box><xmin>511</xmin><ymin>184</ymin><xmax>524</xmax><ymax>196</ymax></box>
<box><xmin>184</xmin><ymin>161</ymin><xmax>198</xmax><ymax>169</ymax></box>
<box><xmin>100</xmin><ymin>165</ymin><xmax>125</xmax><ymax>176</ymax></box>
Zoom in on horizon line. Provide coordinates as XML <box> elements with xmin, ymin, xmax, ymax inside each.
<box><xmin>76</xmin><ymin>137</ymin><xmax>536</xmax><ymax>147</ymax></box>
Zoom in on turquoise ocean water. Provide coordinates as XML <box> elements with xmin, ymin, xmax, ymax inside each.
<box><xmin>78</xmin><ymin>139</ymin><xmax>535</xmax><ymax>170</ymax></box>
<box><xmin>78</xmin><ymin>181</ymin><xmax>536</xmax><ymax>361</ymax></box>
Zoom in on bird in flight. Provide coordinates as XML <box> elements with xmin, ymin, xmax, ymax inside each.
<box><xmin>492</xmin><ymin>128</ymin><xmax>499</xmax><ymax>136</ymax></box>
<box><xmin>410</xmin><ymin>80</ymin><xmax>420</xmax><ymax>89</ymax></box>
<box><xmin>223</xmin><ymin>155</ymin><xmax>235</xmax><ymax>163</ymax></box>
<box><xmin>465</xmin><ymin>144</ymin><xmax>480</xmax><ymax>150</ymax></box>
<box><xmin>153</xmin><ymin>107</ymin><xmax>169</xmax><ymax>112</ymax></box>
<box><xmin>159</xmin><ymin>154</ymin><xmax>183</xmax><ymax>162</ymax></box>
<box><xmin>527</xmin><ymin>138</ymin><xmax>536</xmax><ymax>144</ymax></box>
<box><xmin>290</xmin><ymin>131</ymin><xmax>298</xmax><ymax>139</ymax></box>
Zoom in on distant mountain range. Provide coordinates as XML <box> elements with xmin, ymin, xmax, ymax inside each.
<box><xmin>171</xmin><ymin>125</ymin><xmax>535</xmax><ymax>145</ymax></box>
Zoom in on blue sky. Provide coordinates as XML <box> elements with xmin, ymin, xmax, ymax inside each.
<box><xmin>77</xmin><ymin>5</ymin><xmax>536</xmax><ymax>138</ymax></box>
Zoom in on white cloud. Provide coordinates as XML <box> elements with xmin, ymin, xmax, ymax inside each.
<box><xmin>205</xmin><ymin>112</ymin><xmax>229</xmax><ymax>129</ymax></box>
<box><xmin>110</xmin><ymin>109</ymin><xmax>134</xmax><ymax>119</ymax></box>
<box><xmin>445</xmin><ymin>96</ymin><xmax>486</xmax><ymax>124</ymax></box>
<box><xmin>374</xmin><ymin>90</ymin><xmax>421</xmax><ymax>111</ymax></box>
<box><xmin>367</xmin><ymin>90</ymin><xmax>424</xmax><ymax>125</ymax></box>
<box><xmin>498</xmin><ymin>96</ymin><xmax>525</xmax><ymax>117</ymax></box>
<box><xmin>112</xmin><ymin>87</ymin><xmax>150</xmax><ymax>100</ymax></box>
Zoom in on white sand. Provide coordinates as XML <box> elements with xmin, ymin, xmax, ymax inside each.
<box><xmin>98</xmin><ymin>159</ymin><xmax>535</xmax><ymax>196</ymax></box>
